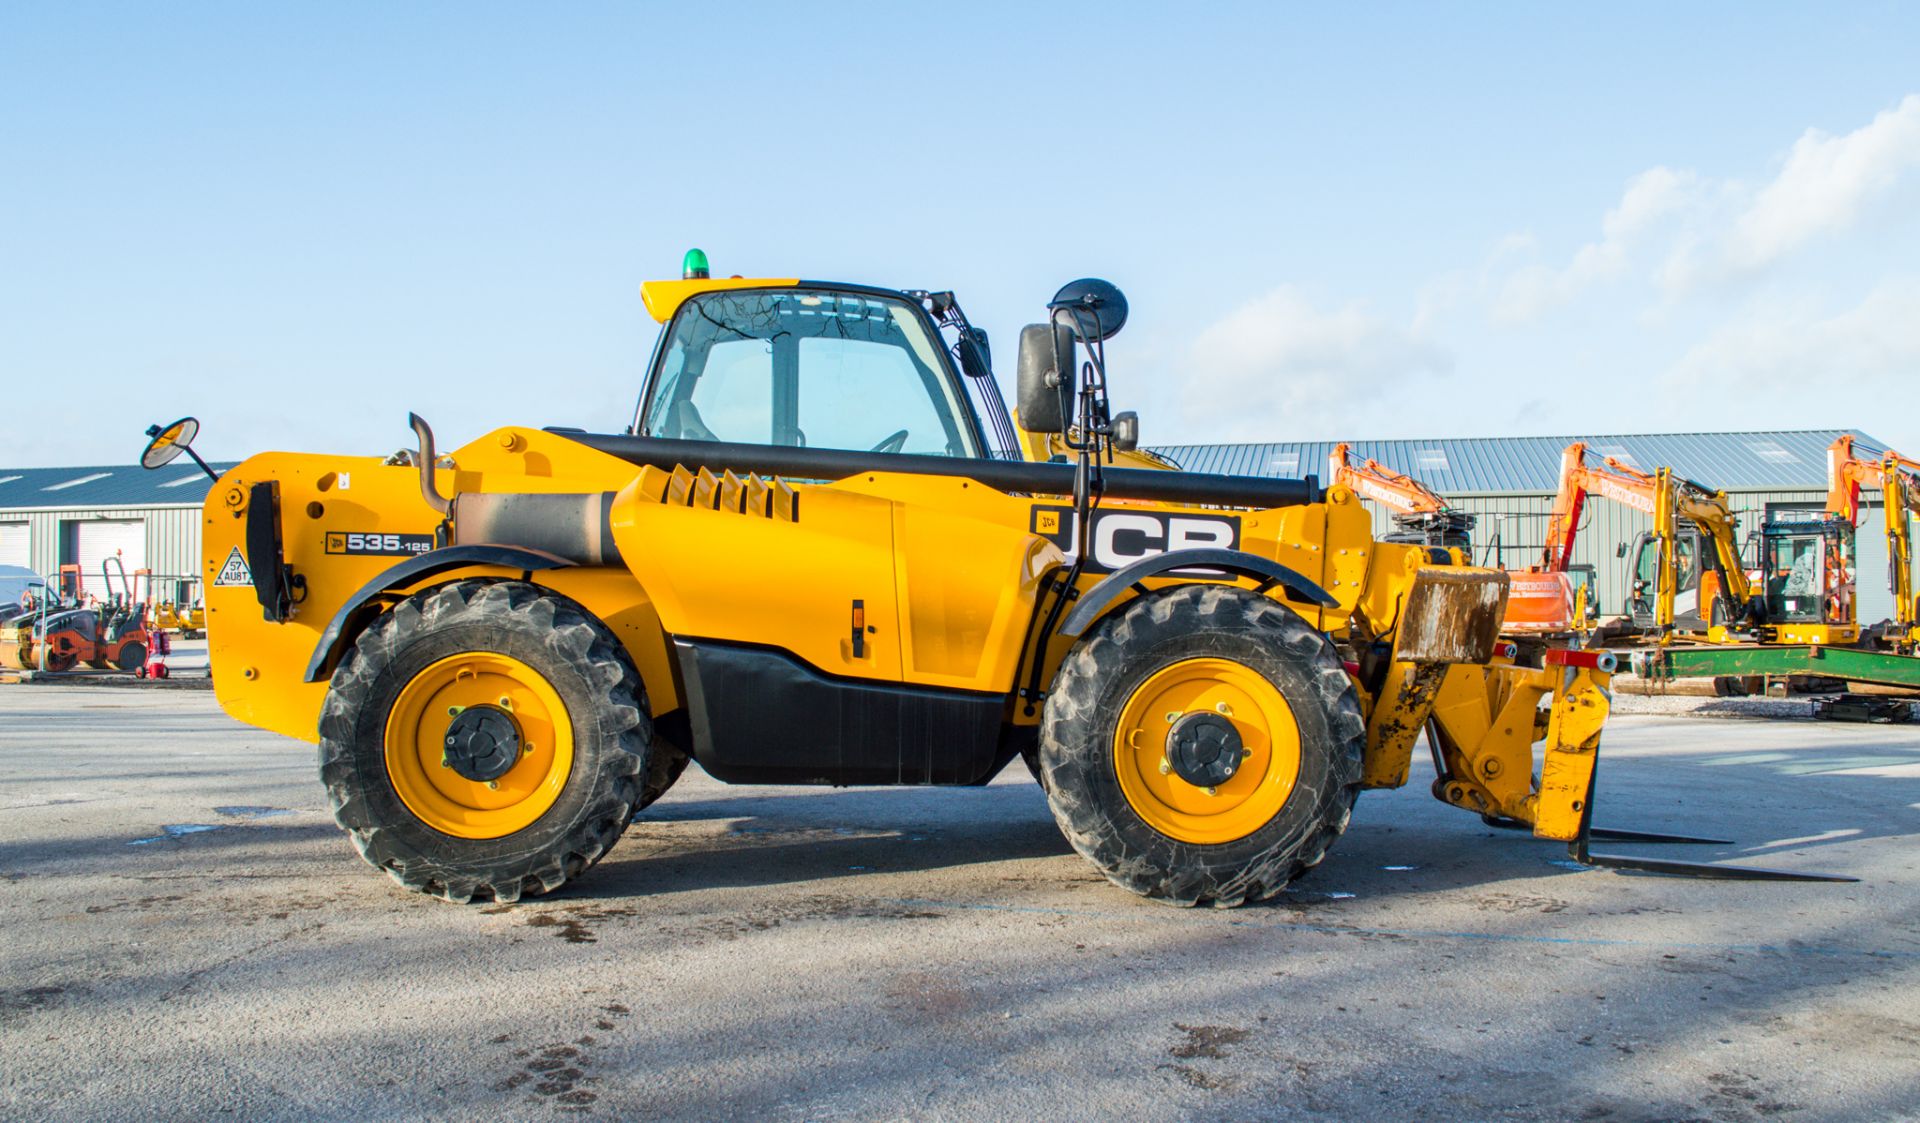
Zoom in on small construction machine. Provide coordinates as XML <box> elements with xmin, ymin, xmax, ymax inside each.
<box><xmin>143</xmin><ymin>257</ymin><xmax>1847</xmax><ymax>904</ymax></box>
<box><xmin>0</xmin><ymin>558</ymin><xmax>155</xmax><ymax>674</ymax></box>
<box><xmin>1327</xmin><ymin>444</ymin><xmax>1576</xmax><ymax>640</ymax></box>
<box><xmin>1546</xmin><ymin>435</ymin><xmax>1920</xmax><ymax>704</ymax></box>
<box><xmin>1828</xmin><ymin>435</ymin><xmax>1918</xmax><ymax>652</ymax></box>
<box><xmin>1538</xmin><ymin>443</ymin><xmax>1787</xmax><ymax>643</ymax></box>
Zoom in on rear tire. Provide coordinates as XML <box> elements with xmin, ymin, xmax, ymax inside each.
<box><xmin>318</xmin><ymin>580</ymin><xmax>649</xmax><ymax>903</ymax></box>
<box><xmin>1039</xmin><ymin>585</ymin><xmax>1364</xmax><ymax>907</ymax></box>
<box><xmin>631</xmin><ymin>742</ymin><xmax>690</xmax><ymax>818</ymax></box>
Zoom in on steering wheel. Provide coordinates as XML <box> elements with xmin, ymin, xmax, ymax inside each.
<box><xmin>871</xmin><ymin>430</ymin><xmax>909</xmax><ymax>455</ymax></box>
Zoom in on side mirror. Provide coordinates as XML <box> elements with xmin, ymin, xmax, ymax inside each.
<box><xmin>1111</xmin><ymin>411</ymin><xmax>1139</xmax><ymax>452</ymax></box>
<box><xmin>1016</xmin><ymin>322</ymin><xmax>1076</xmax><ymax>434</ymax></box>
<box><xmin>141</xmin><ymin>417</ymin><xmax>218</xmax><ymax>481</ymax></box>
<box><xmin>1048</xmin><ymin>278</ymin><xmax>1128</xmax><ymax>341</ymax></box>
<box><xmin>956</xmin><ymin>327</ymin><xmax>992</xmax><ymax>380</ymax></box>
<box><xmin>141</xmin><ymin>417</ymin><xmax>199</xmax><ymax>470</ymax></box>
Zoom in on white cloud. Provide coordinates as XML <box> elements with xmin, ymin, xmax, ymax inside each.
<box><xmin>1724</xmin><ymin>94</ymin><xmax>1920</xmax><ymax>272</ymax></box>
<box><xmin>1495</xmin><ymin>95</ymin><xmax>1920</xmax><ymax>313</ymax></box>
<box><xmin>1181</xmin><ymin>286</ymin><xmax>1449</xmax><ymax>440</ymax></box>
<box><xmin>1667</xmin><ymin>279</ymin><xmax>1920</xmax><ymax>404</ymax></box>
<box><xmin>1493</xmin><ymin>166</ymin><xmax>1705</xmax><ymax>321</ymax></box>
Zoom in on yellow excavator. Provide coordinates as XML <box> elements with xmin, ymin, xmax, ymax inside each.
<box><xmin>1828</xmin><ymin>435</ymin><xmax>1918</xmax><ymax>652</ymax></box>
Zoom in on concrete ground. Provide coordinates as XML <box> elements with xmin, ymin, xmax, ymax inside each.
<box><xmin>2</xmin><ymin>687</ymin><xmax>1917</xmax><ymax>1122</ymax></box>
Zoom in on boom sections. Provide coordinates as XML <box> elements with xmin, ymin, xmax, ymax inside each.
<box><xmin>1829</xmin><ymin>435</ymin><xmax>1920</xmax><ymax>638</ymax></box>
<box><xmin>1328</xmin><ymin>443</ymin><xmax>1450</xmax><ymax>514</ymax></box>
<box><xmin>1541</xmin><ymin>442</ymin><xmax>1750</xmax><ymax>629</ymax></box>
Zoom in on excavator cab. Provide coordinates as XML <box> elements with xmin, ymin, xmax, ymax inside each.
<box><xmin>1626</xmin><ymin>529</ymin><xmax>1707</xmax><ymax>631</ymax></box>
<box><xmin>1759</xmin><ymin>517</ymin><xmax>1854</xmax><ymax>628</ymax></box>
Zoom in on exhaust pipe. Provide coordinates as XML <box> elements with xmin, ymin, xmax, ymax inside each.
<box><xmin>408</xmin><ymin>413</ymin><xmax>452</xmax><ymax>517</ymax></box>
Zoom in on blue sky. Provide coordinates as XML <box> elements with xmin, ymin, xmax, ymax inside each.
<box><xmin>4</xmin><ymin>3</ymin><xmax>1918</xmax><ymax>468</ymax></box>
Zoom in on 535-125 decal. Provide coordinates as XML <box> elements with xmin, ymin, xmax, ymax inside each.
<box><xmin>324</xmin><ymin>532</ymin><xmax>436</xmax><ymax>557</ymax></box>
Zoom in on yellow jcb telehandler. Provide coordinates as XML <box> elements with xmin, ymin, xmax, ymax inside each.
<box><xmin>139</xmin><ymin>255</ymin><xmax>1847</xmax><ymax>905</ymax></box>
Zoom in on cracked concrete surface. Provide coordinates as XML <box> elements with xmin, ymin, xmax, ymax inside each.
<box><xmin>2</xmin><ymin>686</ymin><xmax>1917</xmax><ymax>1120</ymax></box>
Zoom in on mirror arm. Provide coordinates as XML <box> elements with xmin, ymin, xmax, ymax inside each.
<box><xmin>182</xmin><ymin>445</ymin><xmax>219</xmax><ymax>482</ymax></box>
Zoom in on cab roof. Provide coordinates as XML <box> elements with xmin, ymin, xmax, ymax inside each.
<box><xmin>639</xmin><ymin>277</ymin><xmax>800</xmax><ymax>323</ymax></box>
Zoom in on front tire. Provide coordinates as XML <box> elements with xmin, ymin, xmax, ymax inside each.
<box><xmin>318</xmin><ymin>580</ymin><xmax>649</xmax><ymax>903</ymax></box>
<box><xmin>1039</xmin><ymin>585</ymin><xmax>1364</xmax><ymax>907</ymax></box>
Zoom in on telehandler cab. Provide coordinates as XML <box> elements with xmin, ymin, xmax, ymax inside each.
<box><xmin>141</xmin><ymin>256</ymin><xmax>1847</xmax><ymax>905</ymax></box>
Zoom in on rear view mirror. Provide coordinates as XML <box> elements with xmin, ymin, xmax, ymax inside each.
<box><xmin>1111</xmin><ymin>411</ymin><xmax>1139</xmax><ymax>452</ymax></box>
<box><xmin>142</xmin><ymin>417</ymin><xmax>199</xmax><ymax>470</ymax></box>
<box><xmin>1049</xmin><ymin>278</ymin><xmax>1128</xmax><ymax>342</ymax></box>
<box><xmin>1015</xmin><ymin>322</ymin><xmax>1076</xmax><ymax>434</ymax></box>
<box><xmin>141</xmin><ymin>416</ymin><xmax>218</xmax><ymax>481</ymax></box>
<box><xmin>956</xmin><ymin>327</ymin><xmax>992</xmax><ymax>380</ymax></box>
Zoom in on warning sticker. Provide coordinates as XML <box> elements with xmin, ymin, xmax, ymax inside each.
<box><xmin>213</xmin><ymin>547</ymin><xmax>253</xmax><ymax>587</ymax></box>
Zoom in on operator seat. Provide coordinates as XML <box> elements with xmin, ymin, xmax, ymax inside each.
<box><xmin>668</xmin><ymin>400</ymin><xmax>720</xmax><ymax>442</ymax></box>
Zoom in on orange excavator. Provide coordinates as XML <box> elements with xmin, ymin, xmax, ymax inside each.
<box><xmin>1532</xmin><ymin>442</ymin><xmax>1856</xmax><ymax>644</ymax></box>
<box><xmin>1828</xmin><ymin>435</ymin><xmax>1919</xmax><ymax>652</ymax></box>
<box><xmin>1328</xmin><ymin>444</ymin><xmax>1575</xmax><ymax>636</ymax></box>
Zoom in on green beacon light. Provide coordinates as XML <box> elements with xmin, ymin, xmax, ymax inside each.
<box><xmin>682</xmin><ymin>248</ymin><xmax>710</xmax><ymax>280</ymax></box>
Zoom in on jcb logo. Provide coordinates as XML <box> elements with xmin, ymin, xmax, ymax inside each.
<box><xmin>1030</xmin><ymin>506</ymin><xmax>1241</xmax><ymax>574</ymax></box>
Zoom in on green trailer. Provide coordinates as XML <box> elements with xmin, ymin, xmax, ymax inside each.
<box><xmin>1628</xmin><ymin>643</ymin><xmax>1920</xmax><ymax>691</ymax></box>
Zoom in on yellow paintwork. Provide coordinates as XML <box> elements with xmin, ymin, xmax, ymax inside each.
<box><xmin>205</xmin><ymin>425</ymin><xmax>1406</xmax><ymax>740</ymax></box>
<box><xmin>1111</xmin><ymin>657</ymin><xmax>1301</xmax><ymax>845</ymax></box>
<box><xmin>639</xmin><ymin>276</ymin><xmax>801</xmax><ymax>322</ymax></box>
<box><xmin>1423</xmin><ymin>662</ymin><xmax>1611</xmax><ymax>840</ymax></box>
<box><xmin>1014</xmin><ymin>422</ymin><xmax>1184</xmax><ymax>472</ymax></box>
<box><xmin>384</xmin><ymin>652</ymin><xmax>575</xmax><ymax>839</ymax></box>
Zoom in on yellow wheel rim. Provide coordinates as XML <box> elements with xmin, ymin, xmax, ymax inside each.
<box><xmin>1112</xmin><ymin>656</ymin><xmax>1301</xmax><ymax>845</ymax></box>
<box><xmin>383</xmin><ymin>652</ymin><xmax>575</xmax><ymax>840</ymax></box>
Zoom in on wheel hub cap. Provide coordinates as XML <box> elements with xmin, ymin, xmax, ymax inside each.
<box><xmin>1166</xmin><ymin>711</ymin><xmax>1243</xmax><ymax>787</ymax></box>
<box><xmin>442</xmin><ymin>705</ymin><xmax>521</xmax><ymax>783</ymax></box>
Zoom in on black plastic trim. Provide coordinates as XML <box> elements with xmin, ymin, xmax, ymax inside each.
<box><xmin>1058</xmin><ymin>548</ymin><xmax>1338</xmax><ymax>638</ymax></box>
<box><xmin>672</xmin><ymin>637</ymin><xmax>1004</xmax><ymax>785</ymax></box>
<box><xmin>564</xmin><ymin>431</ymin><xmax>1320</xmax><ymax>511</ymax></box>
<box><xmin>301</xmin><ymin>544</ymin><xmax>575</xmax><ymax>683</ymax></box>
<box><xmin>246</xmin><ymin>481</ymin><xmax>291</xmax><ymax>622</ymax></box>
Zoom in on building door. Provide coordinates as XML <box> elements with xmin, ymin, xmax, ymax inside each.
<box><xmin>0</xmin><ymin>522</ymin><xmax>27</xmax><ymax>569</ymax></box>
<box><xmin>1852</xmin><ymin>500</ymin><xmax>1894</xmax><ymax>625</ymax></box>
<box><xmin>65</xmin><ymin>519</ymin><xmax>146</xmax><ymax>597</ymax></box>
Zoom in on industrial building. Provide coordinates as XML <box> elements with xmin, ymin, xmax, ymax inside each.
<box><xmin>1</xmin><ymin>427</ymin><xmax>1902</xmax><ymax>624</ymax></box>
<box><xmin>1155</xmin><ymin>428</ymin><xmax>1900</xmax><ymax>625</ymax></box>
<box><xmin>0</xmin><ymin>463</ymin><xmax>231</xmax><ymax>602</ymax></box>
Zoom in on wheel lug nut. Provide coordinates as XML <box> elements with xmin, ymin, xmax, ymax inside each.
<box><xmin>1215</xmin><ymin>702</ymin><xmax>1233</xmax><ymax>717</ymax></box>
<box><xmin>1164</xmin><ymin>711</ymin><xmax>1180</xmax><ymax>723</ymax></box>
<box><xmin>487</xmin><ymin>781</ymin><xmax>499</xmax><ymax>790</ymax></box>
<box><xmin>1158</xmin><ymin>757</ymin><xmax>1171</xmax><ymax>776</ymax></box>
<box><xmin>498</xmin><ymin>696</ymin><xmax>512</xmax><ymax>710</ymax></box>
<box><xmin>447</xmin><ymin>705</ymin><xmax>464</xmax><ymax>716</ymax></box>
<box><xmin>1205</xmin><ymin>786</ymin><xmax>1218</xmax><ymax>797</ymax></box>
